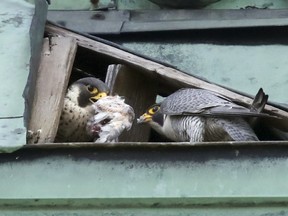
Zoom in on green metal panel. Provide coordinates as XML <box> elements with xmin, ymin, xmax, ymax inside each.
<box><xmin>25</xmin><ymin>0</ymin><xmax>288</xmax><ymax>10</ymax></box>
<box><xmin>0</xmin><ymin>118</ymin><xmax>26</xmax><ymax>153</ymax></box>
<box><xmin>121</xmin><ymin>42</ymin><xmax>288</xmax><ymax>104</ymax></box>
<box><xmin>2</xmin><ymin>143</ymin><xmax>288</xmax><ymax>199</ymax></box>
<box><xmin>25</xmin><ymin>0</ymin><xmax>160</xmax><ymax>10</ymax></box>
<box><xmin>26</xmin><ymin>0</ymin><xmax>91</xmax><ymax>10</ymax></box>
<box><xmin>117</xmin><ymin>0</ymin><xmax>159</xmax><ymax>10</ymax></box>
<box><xmin>0</xmin><ymin>0</ymin><xmax>35</xmax><ymax>148</ymax></box>
<box><xmin>1</xmin><ymin>198</ymin><xmax>288</xmax><ymax>215</ymax></box>
<box><xmin>205</xmin><ymin>0</ymin><xmax>288</xmax><ymax>9</ymax></box>
<box><xmin>1</xmin><ymin>143</ymin><xmax>288</xmax><ymax>215</ymax></box>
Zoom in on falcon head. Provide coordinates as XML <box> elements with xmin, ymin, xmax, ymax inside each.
<box><xmin>66</xmin><ymin>77</ymin><xmax>110</xmax><ymax>108</ymax></box>
<box><xmin>137</xmin><ymin>103</ymin><xmax>177</xmax><ymax>141</ymax></box>
<box><xmin>137</xmin><ymin>103</ymin><xmax>164</xmax><ymax>127</ymax></box>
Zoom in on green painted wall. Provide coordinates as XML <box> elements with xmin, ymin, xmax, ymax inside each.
<box><xmin>2</xmin><ymin>154</ymin><xmax>288</xmax><ymax>198</ymax></box>
<box><xmin>1</xmin><ymin>144</ymin><xmax>288</xmax><ymax>215</ymax></box>
<box><xmin>0</xmin><ymin>0</ymin><xmax>34</xmax><ymax>149</ymax></box>
<box><xmin>121</xmin><ymin>43</ymin><xmax>288</xmax><ymax>104</ymax></box>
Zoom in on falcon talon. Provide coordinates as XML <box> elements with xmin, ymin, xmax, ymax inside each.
<box><xmin>26</xmin><ymin>129</ymin><xmax>42</xmax><ymax>144</ymax></box>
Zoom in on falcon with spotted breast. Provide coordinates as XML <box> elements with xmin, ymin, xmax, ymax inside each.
<box><xmin>55</xmin><ymin>77</ymin><xmax>110</xmax><ymax>142</ymax></box>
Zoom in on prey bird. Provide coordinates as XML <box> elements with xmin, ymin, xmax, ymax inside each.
<box><xmin>86</xmin><ymin>95</ymin><xmax>135</xmax><ymax>142</ymax></box>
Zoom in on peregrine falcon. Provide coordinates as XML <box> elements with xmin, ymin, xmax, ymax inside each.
<box><xmin>137</xmin><ymin>88</ymin><xmax>270</xmax><ymax>142</ymax></box>
<box><xmin>86</xmin><ymin>95</ymin><xmax>135</xmax><ymax>142</ymax></box>
<box><xmin>55</xmin><ymin>77</ymin><xmax>110</xmax><ymax>142</ymax></box>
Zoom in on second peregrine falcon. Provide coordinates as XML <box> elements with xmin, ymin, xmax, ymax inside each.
<box><xmin>137</xmin><ymin>88</ymin><xmax>270</xmax><ymax>142</ymax></box>
<box><xmin>55</xmin><ymin>77</ymin><xmax>110</xmax><ymax>142</ymax></box>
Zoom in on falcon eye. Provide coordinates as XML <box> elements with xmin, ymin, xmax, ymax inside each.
<box><xmin>148</xmin><ymin>106</ymin><xmax>160</xmax><ymax>114</ymax></box>
<box><xmin>87</xmin><ymin>85</ymin><xmax>98</xmax><ymax>94</ymax></box>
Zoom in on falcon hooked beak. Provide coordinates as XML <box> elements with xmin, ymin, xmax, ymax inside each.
<box><xmin>137</xmin><ymin>104</ymin><xmax>161</xmax><ymax>124</ymax></box>
<box><xmin>73</xmin><ymin>78</ymin><xmax>110</xmax><ymax>107</ymax></box>
<box><xmin>89</xmin><ymin>92</ymin><xmax>108</xmax><ymax>103</ymax></box>
<box><xmin>137</xmin><ymin>104</ymin><xmax>166</xmax><ymax>137</ymax></box>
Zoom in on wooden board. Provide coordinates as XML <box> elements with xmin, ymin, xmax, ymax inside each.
<box><xmin>27</xmin><ymin>37</ymin><xmax>77</xmax><ymax>144</ymax></box>
<box><xmin>106</xmin><ymin>65</ymin><xmax>157</xmax><ymax>142</ymax></box>
<box><xmin>23</xmin><ymin>0</ymin><xmax>48</xmax><ymax>129</ymax></box>
<box><xmin>45</xmin><ymin>23</ymin><xmax>288</xmax><ymax>119</ymax></box>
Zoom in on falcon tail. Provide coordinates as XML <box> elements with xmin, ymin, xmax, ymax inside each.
<box><xmin>249</xmin><ymin>88</ymin><xmax>268</xmax><ymax>128</ymax></box>
<box><xmin>250</xmin><ymin>88</ymin><xmax>268</xmax><ymax>113</ymax></box>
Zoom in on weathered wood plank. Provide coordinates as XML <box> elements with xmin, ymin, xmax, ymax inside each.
<box><xmin>106</xmin><ymin>65</ymin><xmax>157</xmax><ymax>142</ymax></box>
<box><xmin>24</xmin><ymin>0</ymin><xmax>48</xmax><ymax>129</ymax></box>
<box><xmin>27</xmin><ymin>37</ymin><xmax>77</xmax><ymax>144</ymax></box>
<box><xmin>45</xmin><ymin>23</ymin><xmax>288</xmax><ymax>120</ymax></box>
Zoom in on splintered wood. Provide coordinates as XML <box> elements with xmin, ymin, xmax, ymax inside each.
<box><xmin>27</xmin><ymin>37</ymin><xmax>77</xmax><ymax>144</ymax></box>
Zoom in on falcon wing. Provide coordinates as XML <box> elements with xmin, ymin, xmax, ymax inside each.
<box><xmin>161</xmin><ymin>88</ymin><xmax>277</xmax><ymax>119</ymax></box>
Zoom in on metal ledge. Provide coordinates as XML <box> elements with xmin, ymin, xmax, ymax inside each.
<box><xmin>1</xmin><ymin>142</ymin><xmax>288</xmax><ymax>215</ymax></box>
<box><xmin>47</xmin><ymin>9</ymin><xmax>288</xmax><ymax>35</ymax></box>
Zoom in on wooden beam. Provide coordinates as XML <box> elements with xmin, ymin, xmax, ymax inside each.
<box><xmin>24</xmin><ymin>0</ymin><xmax>48</xmax><ymax>129</ymax></box>
<box><xmin>27</xmin><ymin>37</ymin><xmax>77</xmax><ymax>144</ymax></box>
<box><xmin>45</xmin><ymin>23</ymin><xmax>288</xmax><ymax>123</ymax></box>
<box><xmin>106</xmin><ymin>65</ymin><xmax>157</xmax><ymax>142</ymax></box>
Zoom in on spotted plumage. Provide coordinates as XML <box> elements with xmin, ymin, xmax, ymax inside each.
<box><xmin>137</xmin><ymin>88</ymin><xmax>271</xmax><ymax>142</ymax></box>
<box><xmin>55</xmin><ymin>77</ymin><xmax>110</xmax><ymax>142</ymax></box>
